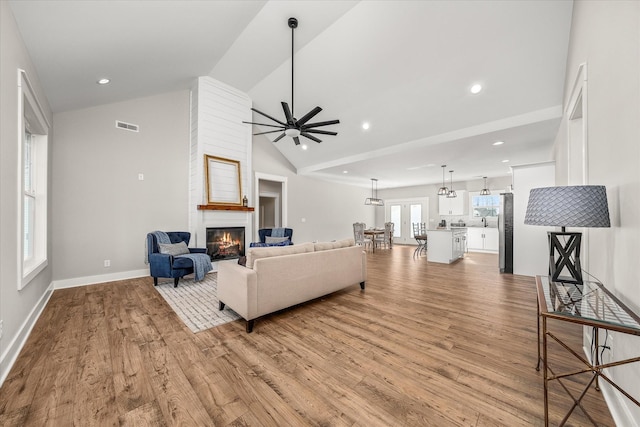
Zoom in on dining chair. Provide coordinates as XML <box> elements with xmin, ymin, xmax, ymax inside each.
<box><xmin>353</xmin><ymin>222</ymin><xmax>372</xmax><ymax>251</ymax></box>
<box><xmin>412</xmin><ymin>222</ymin><xmax>428</xmax><ymax>257</ymax></box>
<box><xmin>375</xmin><ymin>222</ymin><xmax>393</xmax><ymax>250</ymax></box>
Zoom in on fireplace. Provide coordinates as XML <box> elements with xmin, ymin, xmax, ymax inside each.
<box><xmin>206</xmin><ymin>227</ymin><xmax>245</xmax><ymax>261</ymax></box>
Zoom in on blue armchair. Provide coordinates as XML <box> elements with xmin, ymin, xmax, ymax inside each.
<box><xmin>249</xmin><ymin>228</ymin><xmax>294</xmax><ymax>248</ymax></box>
<box><xmin>146</xmin><ymin>231</ymin><xmax>208</xmax><ymax>287</ymax></box>
<box><xmin>258</xmin><ymin>228</ymin><xmax>294</xmax><ymax>244</ymax></box>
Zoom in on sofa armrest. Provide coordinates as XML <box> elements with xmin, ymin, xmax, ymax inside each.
<box><xmin>189</xmin><ymin>248</ymin><xmax>207</xmax><ymax>254</ymax></box>
<box><xmin>218</xmin><ymin>262</ymin><xmax>258</xmax><ymax>320</ymax></box>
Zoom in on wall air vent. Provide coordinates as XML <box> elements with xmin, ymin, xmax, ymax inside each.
<box><xmin>115</xmin><ymin>120</ymin><xmax>139</xmax><ymax>132</ymax></box>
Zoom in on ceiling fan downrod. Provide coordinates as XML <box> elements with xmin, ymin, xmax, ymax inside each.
<box><xmin>289</xmin><ymin>17</ymin><xmax>297</xmax><ymax>119</ymax></box>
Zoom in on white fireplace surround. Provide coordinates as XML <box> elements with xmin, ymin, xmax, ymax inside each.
<box><xmin>189</xmin><ymin>77</ymin><xmax>253</xmax><ymax>261</ymax></box>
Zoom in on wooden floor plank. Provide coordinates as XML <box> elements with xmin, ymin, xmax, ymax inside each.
<box><xmin>0</xmin><ymin>246</ymin><xmax>616</xmax><ymax>426</ymax></box>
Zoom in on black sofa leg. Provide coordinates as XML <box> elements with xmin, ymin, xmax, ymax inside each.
<box><xmin>153</xmin><ymin>277</ymin><xmax>158</xmax><ymax>286</ymax></box>
<box><xmin>360</xmin><ymin>281</ymin><xmax>365</xmax><ymax>290</ymax></box>
<box><xmin>246</xmin><ymin>320</ymin><xmax>254</xmax><ymax>333</ymax></box>
<box><xmin>174</xmin><ymin>277</ymin><xmax>180</xmax><ymax>288</ymax></box>
<box><xmin>219</xmin><ymin>301</ymin><xmax>225</xmax><ymax>310</ymax></box>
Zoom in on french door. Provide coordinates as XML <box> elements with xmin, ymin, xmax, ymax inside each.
<box><xmin>386</xmin><ymin>198</ymin><xmax>429</xmax><ymax>245</ymax></box>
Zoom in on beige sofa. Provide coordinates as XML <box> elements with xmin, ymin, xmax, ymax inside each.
<box><xmin>218</xmin><ymin>238</ymin><xmax>367</xmax><ymax>332</ymax></box>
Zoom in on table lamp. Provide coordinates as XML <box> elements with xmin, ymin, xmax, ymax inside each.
<box><xmin>524</xmin><ymin>185</ymin><xmax>610</xmax><ymax>284</ymax></box>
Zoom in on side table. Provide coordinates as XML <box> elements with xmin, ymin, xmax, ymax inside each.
<box><xmin>536</xmin><ymin>275</ymin><xmax>640</xmax><ymax>426</ymax></box>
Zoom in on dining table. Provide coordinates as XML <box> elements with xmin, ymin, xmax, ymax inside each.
<box><xmin>364</xmin><ymin>228</ymin><xmax>389</xmax><ymax>253</ymax></box>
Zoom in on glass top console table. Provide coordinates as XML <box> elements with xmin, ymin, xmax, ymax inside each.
<box><xmin>535</xmin><ymin>275</ymin><xmax>640</xmax><ymax>426</ymax></box>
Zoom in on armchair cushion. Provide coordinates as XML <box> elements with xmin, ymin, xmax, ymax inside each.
<box><xmin>158</xmin><ymin>241</ymin><xmax>190</xmax><ymax>256</ymax></box>
<box><xmin>265</xmin><ymin>236</ymin><xmax>290</xmax><ymax>244</ymax></box>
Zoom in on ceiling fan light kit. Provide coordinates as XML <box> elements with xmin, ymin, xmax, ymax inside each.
<box><xmin>243</xmin><ymin>17</ymin><xmax>339</xmax><ymax>146</ymax></box>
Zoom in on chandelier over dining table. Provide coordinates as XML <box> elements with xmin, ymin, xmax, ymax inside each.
<box><xmin>365</xmin><ymin>178</ymin><xmax>384</xmax><ymax>206</ymax></box>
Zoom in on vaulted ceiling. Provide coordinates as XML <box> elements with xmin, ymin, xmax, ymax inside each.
<box><xmin>9</xmin><ymin>0</ymin><xmax>573</xmax><ymax>189</ymax></box>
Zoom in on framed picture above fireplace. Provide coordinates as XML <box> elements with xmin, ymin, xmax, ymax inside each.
<box><xmin>204</xmin><ymin>155</ymin><xmax>242</xmax><ymax>205</ymax></box>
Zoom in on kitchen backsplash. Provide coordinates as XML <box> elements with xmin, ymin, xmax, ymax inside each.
<box><xmin>441</xmin><ymin>215</ymin><xmax>498</xmax><ymax>227</ymax></box>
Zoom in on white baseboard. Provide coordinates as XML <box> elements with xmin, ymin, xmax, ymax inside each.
<box><xmin>0</xmin><ymin>281</ymin><xmax>54</xmax><ymax>388</ymax></box>
<box><xmin>53</xmin><ymin>268</ymin><xmax>149</xmax><ymax>289</ymax></box>
<box><xmin>581</xmin><ymin>344</ymin><xmax>639</xmax><ymax>427</ymax></box>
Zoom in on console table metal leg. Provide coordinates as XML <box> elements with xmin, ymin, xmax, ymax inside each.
<box><xmin>536</xmin><ymin>294</ymin><xmax>541</xmax><ymax>371</ymax></box>
<box><xmin>594</xmin><ymin>327</ymin><xmax>600</xmax><ymax>391</ymax></box>
<box><xmin>543</xmin><ymin>316</ymin><xmax>549</xmax><ymax>427</ymax></box>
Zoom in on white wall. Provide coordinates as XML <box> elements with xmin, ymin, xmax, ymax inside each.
<box><xmin>554</xmin><ymin>1</ymin><xmax>640</xmax><ymax>424</ymax></box>
<box><xmin>511</xmin><ymin>161</ymin><xmax>555</xmax><ymax>277</ymax></box>
<box><xmin>0</xmin><ymin>2</ymin><xmax>54</xmax><ymax>385</ymax></box>
<box><xmin>52</xmin><ymin>90</ymin><xmax>191</xmax><ymax>286</ymax></box>
<box><xmin>252</xmin><ymin>136</ymin><xmax>374</xmax><ymax>243</ymax></box>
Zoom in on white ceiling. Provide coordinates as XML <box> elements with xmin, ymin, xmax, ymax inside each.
<box><xmin>9</xmin><ymin>0</ymin><xmax>573</xmax><ymax>189</ymax></box>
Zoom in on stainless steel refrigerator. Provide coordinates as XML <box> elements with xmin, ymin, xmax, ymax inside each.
<box><xmin>499</xmin><ymin>193</ymin><xmax>514</xmax><ymax>273</ymax></box>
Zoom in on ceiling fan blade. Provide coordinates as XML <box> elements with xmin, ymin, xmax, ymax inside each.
<box><xmin>303</xmin><ymin>129</ymin><xmax>337</xmax><ymax>136</ymax></box>
<box><xmin>301</xmin><ymin>132</ymin><xmax>322</xmax><ymax>143</ymax></box>
<box><xmin>303</xmin><ymin>119</ymin><xmax>340</xmax><ymax>128</ymax></box>
<box><xmin>254</xmin><ymin>129</ymin><xmax>285</xmax><ymax>136</ymax></box>
<box><xmin>251</xmin><ymin>108</ymin><xmax>286</xmax><ymax>126</ymax></box>
<box><xmin>273</xmin><ymin>133</ymin><xmax>286</xmax><ymax>142</ymax></box>
<box><xmin>296</xmin><ymin>106</ymin><xmax>322</xmax><ymax>126</ymax></box>
<box><xmin>293</xmin><ymin>136</ymin><xmax>301</xmax><ymax>146</ymax></box>
<box><xmin>281</xmin><ymin>102</ymin><xmax>294</xmax><ymax>125</ymax></box>
<box><xmin>242</xmin><ymin>121</ymin><xmax>285</xmax><ymax>129</ymax></box>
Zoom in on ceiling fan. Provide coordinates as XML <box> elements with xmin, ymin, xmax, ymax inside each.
<box><xmin>243</xmin><ymin>17</ymin><xmax>340</xmax><ymax>146</ymax></box>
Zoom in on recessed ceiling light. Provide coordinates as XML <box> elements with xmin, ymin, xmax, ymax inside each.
<box><xmin>343</xmin><ymin>170</ymin><xmax>348</xmax><ymax>174</ymax></box>
<box><xmin>470</xmin><ymin>83</ymin><xmax>482</xmax><ymax>94</ymax></box>
<box><xmin>301</xmin><ymin>144</ymin><xmax>308</xmax><ymax>150</ymax></box>
<box><xmin>502</xmin><ymin>159</ymin><xmax>509</xmax><ymax>163</ymax></box>
<box><xmin>97</xmin><ymin>78</ymin><xmax>110</xmax><ymax>85</ymax></box>
<box><xmin>493</xmin><ymin>141</ymin><xmax>504</xmax><ymax>146</ymax></box>
<box><xmin>362</xmin><ymin>122</ymin><xmax>370</xmax><ymax>130</ymax></box>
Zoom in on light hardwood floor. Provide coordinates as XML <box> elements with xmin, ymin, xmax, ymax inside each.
<box><xmin>0</xmin><ymin>246</ymin><xmax>614</xmax><ymax>426</ymax></box>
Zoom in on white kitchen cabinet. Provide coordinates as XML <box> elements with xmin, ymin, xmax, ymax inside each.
<box><xmin>467</xmin><ymin>227</ymin><xmax>498</xmax><ymax>253</ymax></box>
<box><xmin>438</xmin><ymin>191</ymin><xmax>466</xmax><ymax>215</ymax></box>
<box><xmin>426</xmin><ymin>229</ymin><xmax>466</xmax><ymax>263</ymax></box>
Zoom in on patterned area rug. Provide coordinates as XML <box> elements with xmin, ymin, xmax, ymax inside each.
<box><xmin>155</xmin><ymin>272</ymin><xmax>241</xmax><ymax>333</ymax></box>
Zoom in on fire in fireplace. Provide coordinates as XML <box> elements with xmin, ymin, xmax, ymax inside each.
<box><xmin>206</xmin><ymin>227</ymin><xmax>245</xmax><ymax>261</ymax></box>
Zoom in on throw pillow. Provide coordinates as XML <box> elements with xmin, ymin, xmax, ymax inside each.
<box><xmin>158</xmin><ymin>241</ymin><xmax>190</xmax><ymax>256</ymax></box>
<box><xmin>265</xmin><ymin>236</ymin><xmax>290</xmax><ymax>244</ymax></box>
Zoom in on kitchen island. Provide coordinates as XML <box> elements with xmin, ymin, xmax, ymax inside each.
<box><xmin>426</xmin><ymin>228</ymin><xmax>466</xmax><ymax>264</ymax></box>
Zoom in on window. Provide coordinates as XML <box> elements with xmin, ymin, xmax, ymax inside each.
<box><xmin>390</xmin><ymin>205</ymin><xmax>401</xmax><ymax>237</ymax></box>
<box><xmin>19</xmin><ymin>69</ymin><xmax>49</xmax><ymax>289</ymax></box>
<box><xmin>470</xmin><ymin>193</ymin><xmax>500</xmax><ymax>218</ymax></box>
<box><xmin>410</xmin><ymin>204</ymin><xmax>422</xmax><ymax>236</ymax></box>
<box><xmin>23</xmin><ymin>129</ymin><xmax>35</xmax><ymax>260</ymax></box>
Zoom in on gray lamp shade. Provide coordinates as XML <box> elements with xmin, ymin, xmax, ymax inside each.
<box><xmin>524</xmin><ymin>185</ymin><xmax>611</xmax><ymax>228</ymax></box>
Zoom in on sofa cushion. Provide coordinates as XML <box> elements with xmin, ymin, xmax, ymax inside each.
<box><xmin>158</xmin><ymin>241</ymin><xmax>190</xmax><ymax>256</ymax></box>
<box><xmin>314</xmin><ymin>238</ymin><xmax>355</xmax><ymax>251</ymax></box>
<box><xmin>246</xmin><ymin>242</ymin><xmax>315</xmax><ymax>269</ymax></box>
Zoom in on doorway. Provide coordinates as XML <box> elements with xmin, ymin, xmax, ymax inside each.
<box><xmin>254</xmin><ymin>172</ymin><xmax>288</xmax><ymax>242</ymax></box>
<box><xmin>386</xmin><ymin>198</ymin><xmax>429</xmax><ymax>245</ymax></box>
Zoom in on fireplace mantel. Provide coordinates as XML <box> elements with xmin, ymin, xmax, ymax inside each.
<box><xmin>197</xmin><ymin>205</ymin><xmax>254</xmax><ymax>212</ymax></box>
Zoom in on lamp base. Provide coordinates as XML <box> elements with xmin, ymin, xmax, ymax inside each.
<box><xmin>548</xmin><ymin>231</ymin><xmax>583</xmax><ymax>284</ymax></box>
